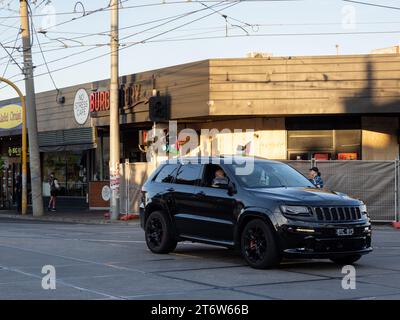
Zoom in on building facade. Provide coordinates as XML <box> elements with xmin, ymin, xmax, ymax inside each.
<box><xmin>1</xmin><ymin>53</ymin><xmax>399</xmax><ymax>207</ymax></box>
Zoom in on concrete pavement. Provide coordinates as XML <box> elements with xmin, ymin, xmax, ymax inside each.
<box><xmin>0</xmin><ymin>219</ymin><xmax>399</xmax><ymax>300</ymax></box>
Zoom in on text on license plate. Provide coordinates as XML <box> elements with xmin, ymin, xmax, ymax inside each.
<box><xmin>336</xmin><ymin>228</ymin><xmax>354</xmax><ymax>236</ymax></box>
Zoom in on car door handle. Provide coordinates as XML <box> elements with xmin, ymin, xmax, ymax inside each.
<box><xmin>196</xmin><ymin>191</ymin><xmax>206</xmax><ymax>198</ymax></box>
<box><xmin>166</xmin><ymin>187</ymin><xmax>175</xmax><ymax>192</ymax></box>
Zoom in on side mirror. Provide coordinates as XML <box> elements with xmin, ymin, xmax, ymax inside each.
<box><xmin>227</xmin><ymin>181</ymin><xmax>237</xmax><ymax>196</ymax></box>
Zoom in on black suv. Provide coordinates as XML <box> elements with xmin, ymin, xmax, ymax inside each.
<box><xmin>140</xmin><ymin>157</ymin><xmax>372</xmax><ymax>269</ymax></box>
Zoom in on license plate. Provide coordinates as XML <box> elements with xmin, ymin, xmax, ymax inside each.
<box><xmin>336</xmin><ymin>228</ymin><xmax>354</xmax><ymax>236</ymax></box>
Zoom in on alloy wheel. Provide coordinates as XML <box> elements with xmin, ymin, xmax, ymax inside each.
<box><xmin>243</xmin><ymin>226</ymin><xmax>267</xmax><ymax>263</ymax></box>
<box><xmin>146</xmin><ymin>217</ymin><xmax>163</xmax><ymax>248</ymax></box>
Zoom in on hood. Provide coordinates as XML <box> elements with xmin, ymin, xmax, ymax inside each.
<box><xmin>246</xmin><ymin>187</ymin><xmax>360</xmax><ymax>205</ymax></box>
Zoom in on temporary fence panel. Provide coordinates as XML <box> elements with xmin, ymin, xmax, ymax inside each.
<box><xmin>120</xmin><ymin>162</ymin><xmax>156</xmax><ymax>214</ymax></box>
<box><xmin>285</xmin><ymin>160</ymin><xmax>397</xmax><ymax>222</ymax></box>
<box><xmin>121</xmin><ymin>158</ymin><xmax>398</xmax><ymax>222</ymax></box>
<box><xmin>281</xmin><ymin>160</ymin><xmax>312</xmax><ymax>177</ymax></box>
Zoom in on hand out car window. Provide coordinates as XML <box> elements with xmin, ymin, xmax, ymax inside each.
<box><xmin>154</xmin><ymin>164</ymin><xmax>179</xmax><ymax>183</ymax></box>
<box><xmin>233</xmin><ymin>162</ymin><xmax>315</xmax><ymax>189</ymax></box>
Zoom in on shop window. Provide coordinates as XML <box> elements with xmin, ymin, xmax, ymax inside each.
<box><xmin>288</xmin><ymin>130</ymin><xmax>334</xmax><ymax>151</ymax></box>
<box><xmin>43</xmin><ymin>151</ymin><xmax>88</xmax><ymax>197</ymax></box>
<box><xmin>335</xmin><ymin>130</ymin><xmax>361</xmax><ymax>156</ymax></box>
<box><xmin>288</xmin><ymin>129</ymin><xmax>361</xmax><ymax>160</ymax></box>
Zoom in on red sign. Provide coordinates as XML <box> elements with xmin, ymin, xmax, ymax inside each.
<box><xmin>313</xmin><ymin>153</ymin><xmax>330</xmax><ymax>160</ymax></box>
<box><xmin>90</xmin><ymin>91</ymin><xmax>110</xmax><ymax>112</ymax></box>
<box><xmin>89</xmin><ymin>83</ymin><xmax>146</xmax><ymax>115</ymax></box>
<box><xmin>338</xmin><ymin>153</ymin><xmax>358</xmax><ymax>160</ymax></box>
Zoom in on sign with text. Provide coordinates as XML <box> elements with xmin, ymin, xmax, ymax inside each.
<box><xmin>73</xmin><ymin>89</ymin><xmax>90</xmax><ymax>125</ymax></box>
<box><xmin>0</xmin><ymin>104</ymin><xmax>22</xmax><ymax>131</ymax></box>
<box><xmin>90</xmin><ymin>83</ymin><xmax>147</xmax><ymax>116</ymax></box>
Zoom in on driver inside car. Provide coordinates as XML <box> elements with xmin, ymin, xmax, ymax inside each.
<box><xmin>211</xmin><ymin>169</ymin><xmax>229</xmax><ymax>187</ymax></box>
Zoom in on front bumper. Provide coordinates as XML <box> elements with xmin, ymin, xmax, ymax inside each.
<box><xmin>278</xmin><ymin>222</ymin><xmax>372</xmax><ymax>258</ymax></box>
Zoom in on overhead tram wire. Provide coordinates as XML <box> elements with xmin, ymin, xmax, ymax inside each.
<box><xmin>3</xmin><ymin>0</ymin><xmax>400</xmax><ymax>89</ymax></box>
<box><xmin>2</xmin><ymin>27</ymin><xmax>21</xmax><ymax>77</ymax></box>
<box><xmin>0</xmin><ymin>0</ymin><xmax>238</xmax><ymax>88</ymax></box>
<box><xmin>36</xmin><ymin>1</ymin><xmax>234</xmax><ymax>46</ymax></box>
<box><xmin>0</xmin><ymin>0</ymin><xmax>304</xmax><ymax>19</ymax></box>
<box><xmin>0</xmin><ymin>1</ymin><xmax>232</xmax><ymax>50</ymax></box>
<box><xmin>30</xmin><ymin>7</ymin><xmax>58</xmax><ymax>91</ymax></box>
<box><xmin>14</xmin><ymin>1</ymin><xmax>234</xmax><ymax>70</ymax></box>
<box><xmin>13</xmin><ymin>18</ymin><xmax>400</xmax><ymax>52</ymax></box>
<box><xmin>4</xmin><ymin>2</ymin><xmax>400</xmax><ymax>88</ymax></box>
<box><xmin>342</xmin><ymin>0</ymin><xmax>400</xmax><ymax>11</ymax></box>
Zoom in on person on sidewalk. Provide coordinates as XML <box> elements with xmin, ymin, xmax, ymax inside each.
<box><xmin>15</xmin><ymin>174</ymin><xmax>22</xmax><ymax>213</ymax></box>
<box><xmin>309</xmin><ymin>167</ymin><xmax>324</xmax><ymax>189</ymax></box>
<box><xmin>48</xmin><ymin>173</ymin><xmax>60</xmax><ymax>212</ymax></box>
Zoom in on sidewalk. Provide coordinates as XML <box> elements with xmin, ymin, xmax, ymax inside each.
<box><xmin>0</xmin><ymin>208</ymin><xmax>140</xmax><ymax>225</ymax></box>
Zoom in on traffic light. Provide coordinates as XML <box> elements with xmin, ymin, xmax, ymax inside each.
<box><xmin>149</xmin><ymin>95</ymin><xmax>170</xmax><ymax>122</ymax></box>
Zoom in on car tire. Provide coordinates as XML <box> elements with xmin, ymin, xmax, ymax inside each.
<box><xmin>241</xmin><ymin>219</ymin><xmax>281</xmax><ymax>269</ymax></box>
<box><xmin>145</xmin><ymin>211</ymin><xmax>177</xmax><ymax>254</ymax></box>
<box><xmin>330</xmin><ymin>254</ymin><xmax>362</xmax><ymax>265</ymax></box>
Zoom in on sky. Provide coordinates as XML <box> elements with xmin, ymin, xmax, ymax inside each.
<box><xmin>0</xmin><ymin>0</ymin><xmax>400</xmax><ymax>100</ymax></box>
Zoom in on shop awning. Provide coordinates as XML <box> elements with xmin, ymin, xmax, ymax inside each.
<box><xmin>38</xmin><ymin>127</ymin><xmax>96</xmax><ymax>152</ymax></box>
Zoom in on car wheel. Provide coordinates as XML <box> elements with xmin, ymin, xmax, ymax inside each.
<box><xmin>330</xmin><ymin>254</ymin><xmax>362</xmax><ymax>265</ymax></box>
<box><xmin>241</xmin><ymin>219</ymin><xmax>281</xmax><ymax>269</ymax></box>
<box><xmin>145</xmin><ymin>211</ymin><xmax>177</xmax><ymax>254</ymax></box>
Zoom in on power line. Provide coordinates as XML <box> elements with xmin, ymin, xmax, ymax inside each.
<box><xmin>36</xmin><ymin>0</ymin><xmax>234</xmax><ymax>46</ymax></box>
<box><xmin>0</xmin><ymin>39</ymin><xmax>23</xmax><ymax>73</ymax></box>
<box><xmin>136</xmin><ymin>29</ymin><xmax>400</xmax><ymax>43</ymax></box>
<box><xmin>0</xmin><ymin>0</ymin><xmax>240</xmax><ymax>88</ymax></box>
<box><xmin>342</xmin><ymin>0</ymin><xmax>400</xmax><ymax>11</ymax></box>
<box><xmin>31</xmin><ymin>12</ymin><xmax>58</xmax><ymax>91</ymax></box>
<box><xmin>2</xmin><ymin>27</ymin><xmax>21</xmax><ymax>77</ymax></box>
<box><xmin>0</xmin><ymin>0</ymin><xmax>303</xmax><ymax>19</ymax></box>
<box><xmin>20</xmin><ymin>1</ymin><xmax>233</xmax><ymax>71</ymax></box>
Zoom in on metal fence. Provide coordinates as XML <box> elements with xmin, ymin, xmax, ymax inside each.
<box><xmin>120</xmin><ymin>162</ymin><xmax>156</xmax><ymax>215</ymax></box>
<box><xmin>283</xmin><ymin>160</ymin><xmax>398</xmax><ymax>222</ymax></box>
<box><xmin>120</xmin><ymin>159</ymin><xmax>399</xmax><ymax>223</ymax></box>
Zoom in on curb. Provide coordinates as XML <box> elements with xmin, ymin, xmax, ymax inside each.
<box><xmin>0</xmin><ymin>214</ymin><xmax>140</xmax><ymax>226</ymax></box>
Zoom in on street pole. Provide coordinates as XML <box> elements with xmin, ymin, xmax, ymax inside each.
<box><xmin>0</xmin><ymin>77</ymin><xmax>27</xmax><ymax>215</ymax></box>
<box><xmin>109</xmin><ymin>0</ymin><xmax>120</xmax><ymax>220</ymax></box>
<box><xmin>20</xmin><ymin>0</ymin><xmax>44</xmax><ymax>217</ymax></box>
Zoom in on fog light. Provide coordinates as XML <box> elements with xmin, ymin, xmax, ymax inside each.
<box><xmin>296</xmin><ymin>227</ymin><xmax>315</xmax><ymax>233</ymax></box>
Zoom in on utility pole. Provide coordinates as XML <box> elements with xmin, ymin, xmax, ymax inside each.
<box><xmin>20</xmin><ymin>0</ymin><xmax>44</xmax><ymax>217</ymax></box>
<box><xmin>109</xmin><ymin>0</ymin><xmax>120</xmax><ymax>220</ymax></box>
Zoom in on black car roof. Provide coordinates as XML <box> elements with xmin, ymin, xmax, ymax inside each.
<box><xmin>160</xmin><ymin>156</ymin><xmax>283</xmax><ymax>166</ymax></box>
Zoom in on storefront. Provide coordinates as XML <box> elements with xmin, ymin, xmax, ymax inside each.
<box><xmin>1</xmin><ymin>52</ymin><xmax>400</xmax><ymax>210</ymax></box>
<box><xmin>0</xmin><ymin>100</ymin><xmax>24</xmax><ymax>208</ymax></box>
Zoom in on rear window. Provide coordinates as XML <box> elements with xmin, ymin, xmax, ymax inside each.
<box><xmin>175</xmin><ymin>164</ymin><xmax>202</xmax><ymax>186</ymax></box>
<box><xmin>154</xmin><ymin>164</ymin><xmax>179</xmax><ymax>183</ymax></box>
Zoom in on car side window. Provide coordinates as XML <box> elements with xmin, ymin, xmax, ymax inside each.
<box><xmin>175</xmin><ymin>164</ymin><xmax>202</xmax><ymax>186</ymax></box>
<box><xmin>201</xmin><ymin>164</ymin><xmax>229</xmax><ymax>189</ymax></box>
<box><xmin>154</xmin><ymin>164</ymin><xmax>179</xmax><ymax>184</ymax></box>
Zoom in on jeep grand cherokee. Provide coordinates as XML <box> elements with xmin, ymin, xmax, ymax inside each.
<box><xmin>140</xmin><ymin>157</ymin><xmax>372</xmax><ymax>269</ymax></box>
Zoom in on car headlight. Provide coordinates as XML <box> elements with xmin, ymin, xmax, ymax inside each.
<box><xmin>280</xmin><ymin>205</ymin><xmax>311</xmax><ymax>216</ymax></box>
<box><xmin>359</xmin><ymin>203</ymin><xmax>367</xmax><ymax>214</ymax></box>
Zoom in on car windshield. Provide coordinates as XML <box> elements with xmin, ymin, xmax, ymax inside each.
<box><xmin>232</xmin><ymin>162</ymin><xmax>315</xmax><ymax>189</ymax></box>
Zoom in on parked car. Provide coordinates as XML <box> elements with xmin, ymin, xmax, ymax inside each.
<box><xmin>140</xmin><ymin>157</ymin><xmax>372</xmax><ymax>269</ymax></box>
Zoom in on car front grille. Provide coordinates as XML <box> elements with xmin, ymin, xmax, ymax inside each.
<box><xmin>313</xmin><ymin>206</ymin><xmax>362</xmax><ymax>222</ymax></box>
